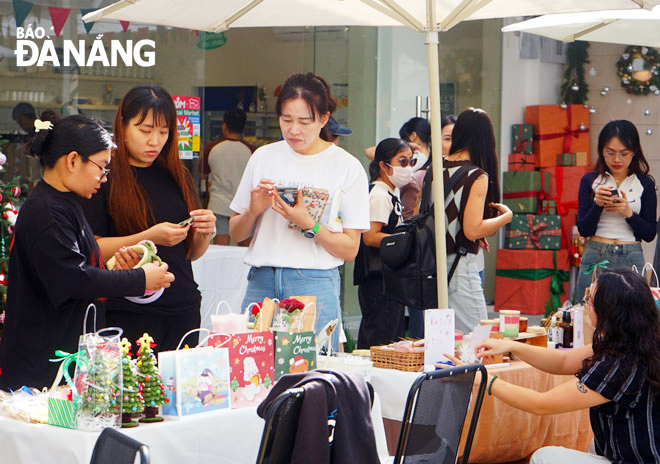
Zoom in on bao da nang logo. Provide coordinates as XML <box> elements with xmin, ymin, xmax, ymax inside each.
<box><xmin>14</xmin><ymin>26</ymin><xmax>155</xmax><ymax>67</ymax></box>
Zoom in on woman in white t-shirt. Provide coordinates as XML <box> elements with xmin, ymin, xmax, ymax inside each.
<box><xmin>354</xmin><ymin>138</ymin><xmax>413</xmax><ymax>349</ymax></box>
<box><xmin>229</xmin><ymin>73</ymin><xmax>370</xmax><ymax>351</ymax></box>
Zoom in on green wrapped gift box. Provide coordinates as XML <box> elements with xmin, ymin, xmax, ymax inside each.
<box><xmin>502</xmin><ymin>171</ymin><xmax>551</xmax><ymax>214</ymax></box>
<box><xmin>512</xmin><ymin>124</ymin><xmax>533</xmax><ymax>154</ymax></box>
<box><xmin>48</xmin><ymin>397</ymin><xmax>76</xmax><ymax>429</ymax></box>
<box><xmin>505</xmin><ymin>214</ymin><xmax>562</xmax><ymax>250</ymax></box>
<box><xmin>541</xmin><ymin>200</ymin><xmax>556</xmax><ymax>214</ymax></box>
<box><xmin>557</xmin><ymin>152</ymin><xmax>589</xmax><ymax>166</ymax></box>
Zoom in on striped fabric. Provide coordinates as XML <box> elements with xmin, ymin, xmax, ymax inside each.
<box><xmin>443</xmin><ymin>160</ymin><xmax>485</xmax><ymax>255</ymax></box>
<box><xmin>47</xmin><ymin>397</ymin><xmax>76</xmax><ymax>429</ymax></box>
<box><xmin>579</xmin><ymin>355</ymin><xmax>660</xmax><ymax>463</ymax></box>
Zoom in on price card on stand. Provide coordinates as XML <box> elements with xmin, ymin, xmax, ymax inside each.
<box><xmin>424</xmin><ymin>309</ymin><xmax>455</xmax><ymax>370</ymax></box>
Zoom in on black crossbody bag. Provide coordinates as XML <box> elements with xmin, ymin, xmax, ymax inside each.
<box><xmin>379</xmin><ymin>165</ymin><xmax>472</xmax><ymax>309</ymax></box>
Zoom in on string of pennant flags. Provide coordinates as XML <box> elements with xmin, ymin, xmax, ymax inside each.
<box><xmin>12</xmin><ymin>0</ymin><xmax>131</xmax><ymax>37</ymax></box>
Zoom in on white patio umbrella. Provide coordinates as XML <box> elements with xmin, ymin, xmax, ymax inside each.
<box><xmin>83</xmin><ymin>0</ymin><xmax>660</xmax><ymax>309</ymax></box>
<box><xmin>502</xmin><ymin>8</ymin><xmax>660</xmax><ymax>47</ymax></box>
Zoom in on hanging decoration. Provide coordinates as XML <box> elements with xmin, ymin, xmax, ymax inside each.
<box><xmin>48</xmin><ymin>7</ymin><xmax>70</xmax><ymax>38</ymax></box>
<box><xmin>560</xmin><ymin>42</ymin><xmax>589</xmax><ymax>104</ymax></box>
<box><xmin>81</xmin><ymin>8</ymin><xmax>96</xmax><ymax>35</ymax></box>
<box><xmin>12</xmin><ymin>0</ymin><xmax>33</xmax><ymax>28</ymax></box>
<box><xmin>616</xmin><ymin>45</ymin><xmax>660</xmax><ymax>96</ymax></box>
<box><xmin>120</xmin><ymin>21</ymin><xmax>130</xmax><ymax>32</ymax></box>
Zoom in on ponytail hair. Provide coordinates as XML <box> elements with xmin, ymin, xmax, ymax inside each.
<box><xmin>27</xmin><ymin>114</ymin><xmax>114</xmax><ymax>168</ymax></box>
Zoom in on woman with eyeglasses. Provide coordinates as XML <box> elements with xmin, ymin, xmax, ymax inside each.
<box><xmin>444</xmin><ymin>268</ymin><xmax>660</xmax><ymax>463</ymax></box>
<box><xmin>0</xmin><ymin>115</ymin><xmax>174</xmax><ymax>391</ymax></box>
<box><xmin>80</xmin><ymin>85</ymin><xmax>216</xmax><ymax>354</ymax></box>
<box><xmin>355</xmin><ymin>138</ymin><xmax>412</xmax><ymax>349</ymax></box>
<box><xmin>576</xmin><ymin>120</ymin><xmax>657</xmax><ymax>305</ymax></box>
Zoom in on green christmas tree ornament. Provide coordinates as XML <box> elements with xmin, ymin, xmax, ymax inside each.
<box><xmin>136</xmin><ymin>333</ymin><xmax>168</xmax><ymax>423</ymax></box>
<box><xmin>120</xmin><ymin>338</ymin><xmax>144</xmax><ymax>427</ymax></box>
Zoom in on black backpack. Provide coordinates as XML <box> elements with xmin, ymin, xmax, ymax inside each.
<box><xmin>379</xmin><ymin>165</ymin><xmax>472</xmax><ymax>309</ymax></box>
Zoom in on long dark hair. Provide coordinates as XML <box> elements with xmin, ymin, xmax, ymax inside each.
<box><xmin>27</xmin><ymin>114</ymin><xmax>114</xmax><ymax>168</ymax></box>
<box><xmin>110</xmin><ymin>85</ymin><xmax>199</xmax><ymax>250</ymax></box>
<box><xmin>276</xmin><ymin>73</ymin><xmax>337</xmax><ymax>142</ymax></box>
<box><xmin>595</xmin><ymin>120</ymin><xmax>652</xmax><ymax>182</ymax></box>
<box><xmin>368</xmin><ymin>138</ymin><xmax>411</xmax><ymax>182</ymax></box>
<box><xmin>449</xmin><ymin>108</ymin><xmax>500</xmax><ymax>218</ymax></box>
<box><xmin>582</xmin><ymin>268</ymin><xmax>660</xmax><ymax>397</ymax></box>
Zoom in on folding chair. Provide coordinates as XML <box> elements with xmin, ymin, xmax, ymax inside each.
<box><xmin>255</xmin><ymin>387</ymin><xmax>305</xmax><ymax>464</ymax></box>
<box><xmin>89</xmin><ymin>427</ymin><xmax>149</xmax><ymax>464</ymax></box>
<box><xmin>393</xmin><ymin>364</ymin><xmax>488</xmax><ymax>464</ymax></box>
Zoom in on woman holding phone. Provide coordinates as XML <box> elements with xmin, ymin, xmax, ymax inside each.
<box><xmin>575</xmin><ymin>120</ymin><xmax>656</xmax><ymax>304</ymax></box>
<box><xmin>80</xmin><ymin>85</ymin><xmax>215</xmax><ymax>353</ymax></box>
<box><xmin>229</xmin><ymin>73</ymin><xmax>369</xmax><ymax>352</ymax></box>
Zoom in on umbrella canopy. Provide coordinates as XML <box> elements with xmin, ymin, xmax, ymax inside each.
<box><xmin>84</xmin><ymin>0</ymin><xmax>660</xmax><ymax>309</ymax></box>
<box><xmin>502</xmin><ymin>8</ymin><xmax>660</xmax><ymax>47</ymax></box>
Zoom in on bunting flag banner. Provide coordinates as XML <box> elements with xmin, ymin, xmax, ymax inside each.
<box><xmin>48</xmin><ymin>7</ymin><xmax>70</xmax><ymax>38</ymax></box>
<box><xmin>81</xmin><ymin>9</ymin><xmax>95</xmax><ymax>34</ymax></box>
<box><xmin>120</xmin><ymin>20</ymin><xmax>130</xmax><ymax>32</ymax></box>
<box><xmin>12</xmin><ymin>0</ymin><xmax>33</xmax><ymax>28</ymax></box>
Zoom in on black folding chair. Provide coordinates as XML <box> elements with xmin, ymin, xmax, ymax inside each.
<box><xmin>255</xmin><ymin>387</ymin><xmax>305</xmax><ymax>464</ymax></box>
<box><xmin>90</xmin><ymin>427</ymin><xmax>149</xmax><ymax>464</ymax></box>
<box><xmin>393</xmin><ymin>364</ymin><xmax>488</xmax><ymax>464</ymax></box>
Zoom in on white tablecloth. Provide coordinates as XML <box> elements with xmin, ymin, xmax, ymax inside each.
<box><xmin>192</xmin><ymin>245</ymin><xmax>251</xmax><ymax>332</ymax></box>
<box><xmin>0</xmin><ymin>396</ymin><xmax>390</xmax><ymax>464</ymax></box>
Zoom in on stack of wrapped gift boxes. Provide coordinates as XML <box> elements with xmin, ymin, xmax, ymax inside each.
<box><xmin>496</xmin><ymin>104</ymin><xmax>593</xmax><ymax>315</ymax></box>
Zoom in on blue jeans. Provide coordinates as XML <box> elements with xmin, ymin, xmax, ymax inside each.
<box><xmin>576</xmin><ymin>240</ymin><xmax>644</xmax><ymax>303</ymax></box>
<box><xmin>241</xmin><ymin>266</ymin><xmax>342</xmax><ymax>352</ymax></box>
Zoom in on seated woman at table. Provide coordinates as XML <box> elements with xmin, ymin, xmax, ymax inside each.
<box><xmin>450</xmin><ymin>268</ymin><xmax>660</xmax><ymax>464</ymax></box>
<box><xmin>0</xmin><ymin>115</ymin><xmax>174</xmax><ymax>391</ymax></box>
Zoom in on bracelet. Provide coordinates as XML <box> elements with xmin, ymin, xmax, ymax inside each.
<box><xmin>488</xmin><ymin>375</ymin><xmax>498</xmax><ymax>396</ymax></box>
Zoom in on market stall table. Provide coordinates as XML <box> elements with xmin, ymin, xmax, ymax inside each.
<box><xmin>0</xmin><ymin>394</ymin><xmax>390</xmax><ymax>463</ymax></box>
<box><xmin>370</xmin><ymin>361</ymin><xmax>593</xmax><ymax>463</ymax></box>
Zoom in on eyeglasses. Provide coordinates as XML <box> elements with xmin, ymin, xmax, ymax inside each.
<box><xmin>387</xmin><ymin>157</ymin><xmax>417</xmax><ymax>168</ymax></box>
<box><xmin>604</xmin><ymin>150</ymin><xmax>633</xmax><ymax>159</ymax></box>
<box><xmin>88</xmin><ymin>158</ymin><xmax>110</xmax><ymax>180</ymax></box>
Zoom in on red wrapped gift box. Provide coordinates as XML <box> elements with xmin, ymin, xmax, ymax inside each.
<box><xmin>540</xmin><ymin>165</ymin><xmax>593</xmax><ymax>248</ymax></box>
<box><xmin>525</xmin><ymin>105</ymin><xmax>590</xmax><ymax>168</ymax></box>
<box><xmin>508</xmin><ymin>153</ymin><xmax>537</xmax><ymax>172</ymax></box>
<box><xmin>495</xmin><ymin>249</ymin><xmax>570</xmax><ymax>315</ymax></box>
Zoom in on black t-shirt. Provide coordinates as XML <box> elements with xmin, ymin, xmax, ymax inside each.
<box><xmin>579</xmin><ymin>353</ymin><xmax>660</xmax><ymax>463</ymax></box>
<box><xmin>80</xmin><ymin>163</ymin><xmax>201</xmax><ymax>316</ymax></box>
<box><xmin>0</xmin><ymin>181</ymin><xmax>145</xmax><ymax>391</ymax></box>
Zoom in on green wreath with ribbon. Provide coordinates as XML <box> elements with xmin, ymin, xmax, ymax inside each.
<box><xmin>616</xmin><ymin>45</ymin><xmax>660</xmax><ymax>96</ymax></box>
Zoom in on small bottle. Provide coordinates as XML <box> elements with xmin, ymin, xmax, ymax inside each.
<box><xmin>547</xmin><ymin>318</ymin><xmax>557</xmax><ymax>349</ymax></box>
<box><xmin>561</xmin><ymin>310</ymin><xmax>574</xmax><ymax>349</ymax></box>
<box><xmin>555</xmin><ymin>314</ymin><xmax>564</xmax><ymax>348</ymax></box>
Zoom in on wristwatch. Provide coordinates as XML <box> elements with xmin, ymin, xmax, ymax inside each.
<box><xmin>303</xmin><ymin>222</ymin><xmax>320</xmax><ymax>239</ymax></box>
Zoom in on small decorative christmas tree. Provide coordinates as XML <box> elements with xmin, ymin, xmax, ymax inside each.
<box><xmin>78</xmin><ymin>342</ymin><xmax>120</xmax><ymax>417</ymax></box>
<box><xmin>263</xmin><ymin>374</ymin><xmax>272</xmax><ymax>389</ymax></box>
<box><xmin>136</xmin><ymin>333</ymin><xmax>168</xmax><ymax>423</ymax></box>
<box><xmin>119</xmin><ymin>338</ymin><xmax>144</xmax><ymax>427</ymax></box>
<box><xmin>0</xmin><ymin>149</ymin><xmax>27</xmax><ymax>339</ymax></box>
<box><xmin>230</xmin><ymin>376</ymin><xmax>239</xmax><ymax>392</ymax></box>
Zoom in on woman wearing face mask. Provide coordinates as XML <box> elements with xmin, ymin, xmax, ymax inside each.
<box><xmin>354</xmin><ymin>138</ymin><xmax>413</xmax><ymax>349</ymax></box>
<box><xmin>230</xmin><ymin>73</ymin><xmax>370</xmax><ymax>353</ymax></box>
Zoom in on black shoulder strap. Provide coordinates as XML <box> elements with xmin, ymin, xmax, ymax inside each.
<box><xmin>419</xmin><ymin>164</ymin><xmax>474</xmax><ymax>215</ymax></box>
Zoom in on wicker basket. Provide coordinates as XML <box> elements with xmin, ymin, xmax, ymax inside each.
<box><xmin>370</xmin><ymin>345</ymin><xmax>424</xmax><ymax>372</ymax></box>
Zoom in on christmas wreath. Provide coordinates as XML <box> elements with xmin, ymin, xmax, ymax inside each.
<box><xmin>616</xmin><ymin>45</ymin><xmax>660</xmax><ymax>96</ymax></box>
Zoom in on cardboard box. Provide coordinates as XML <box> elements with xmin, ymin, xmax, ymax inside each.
<box><xmin>512</xmin><ymin>124</ymin><xmax>533</xmax><ymax>154</ymax></box>
<box><xmin>508</xmin><ymin>153</ymin><xmax>537</xmax><ymax>172</ymax></box>
<box><xmin>502</xmin><ymin>171</ymin><xmax>551</xmax><ymax>214</ymax></box>
<box><xmin>504</xmin><ymin>214</ymin><xmax>562</xmax><ymax>250</ymax></box>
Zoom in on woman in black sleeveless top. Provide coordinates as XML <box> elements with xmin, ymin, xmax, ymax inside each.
<box><xmin>355</xmin><ymin>138</ymin><xmax>413</xmax><ymax>349</ymax></box>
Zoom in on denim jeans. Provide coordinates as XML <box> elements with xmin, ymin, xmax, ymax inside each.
<box><xmin>576</xmin><ymin>240</ymin><xmax>644</xmax><ymax>304</ymax></box>
<box><xmin>448</xmin><ymin>252</ymin><xmax>488</xmax><ymax>333</ymax></box>
<box><xmin>241</xmin><ymin>266</ymin><xmax>342</xmax><ymax>352</ymax></box>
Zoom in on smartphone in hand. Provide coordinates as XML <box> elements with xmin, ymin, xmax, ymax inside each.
<box><xmin>178</xmin><ymin>216</ymin><xmax>194</xmax><ymax>226</ymax></box>
<box><xmin>278</xmin><ymin>187</ymin><xmax>299</xmax><ymax>206</ymax></box>
<box><xmin>609</xmin><ymin>188</ymin><xmax>621</xmax><ymax>198</ymax></box>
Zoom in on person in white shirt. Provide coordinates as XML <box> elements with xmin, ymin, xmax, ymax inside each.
<box><xmin>354</xmin><ymin>138</ymin><xmax>412</xmax><ymax>349</ymax></box>
<box><xmin>229</xmin><ymin>73</ymin><xmax>370</xmax><ymax>351</ymax></box>
<box><xmin>205</xmin><ymin>107</ymin><xmax>255</xmax><ymax>246</ymax></box>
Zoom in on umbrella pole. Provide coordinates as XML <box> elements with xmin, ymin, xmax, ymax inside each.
<box><xmin>426</xmin><ymin>30</ymin><xmax>449</xmax><ymax>309</ymax></box>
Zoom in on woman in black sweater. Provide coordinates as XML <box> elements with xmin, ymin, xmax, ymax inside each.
<box><xmin>0</xmin><ymin>115</ymin><xmax>173</xmax><ymax>391</ymax></box>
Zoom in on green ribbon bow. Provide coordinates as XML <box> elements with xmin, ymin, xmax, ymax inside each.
<box><xmin>583</xmin><ymin>260</ymin><xmax>609</xmax><ymax>275</ymax></box>
<box><xmin>49</xmin><ymin>350</ymin><xmax>81</xmax><ymax>391</ymax></box>
<box><xmin>496</xmin><ymin>250</ymin><xmax>570</xmax><ymax>314</ymax></box>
